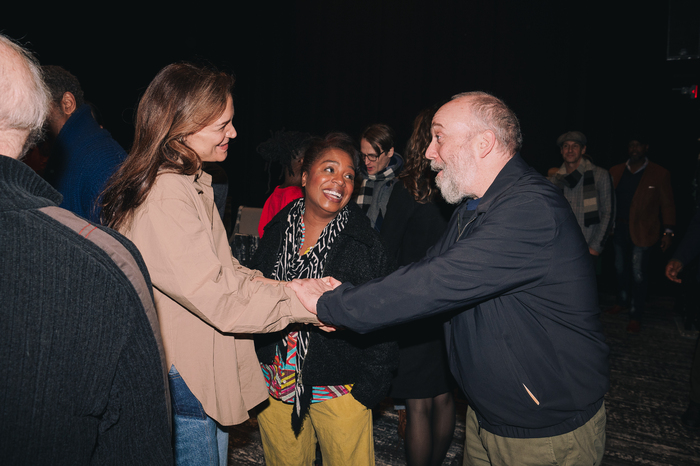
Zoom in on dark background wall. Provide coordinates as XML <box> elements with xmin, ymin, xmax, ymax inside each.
<box><xmin>4</xmin><ymin>0</ymin><xmax>700</xmax><ymax>225</ymax></box>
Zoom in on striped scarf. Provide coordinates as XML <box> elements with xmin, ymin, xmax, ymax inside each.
<box><xmin>561</xmin><ymin>158</ymin><xmax>600</xmax><ymax>226</ymax></box>
<box><xmin>355</xmin><ymin>165</ymin><xmax>398</xmax><ymax>231</ymax></box>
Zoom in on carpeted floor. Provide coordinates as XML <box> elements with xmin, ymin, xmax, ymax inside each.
<box><xmin>598</xmin><ymin>292</ymin><xmax>700</xmax><ymax>465</ymax></box>
<box><xmin>227</xmin><ymin>291</ymin><xmax>700</xmax><ymax>465</ymax></box>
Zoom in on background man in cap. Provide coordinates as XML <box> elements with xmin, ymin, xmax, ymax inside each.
<box><xmin>549</xmin><ymin>131</ymin><xmax>614</xmax><ymax>260</ymax></box>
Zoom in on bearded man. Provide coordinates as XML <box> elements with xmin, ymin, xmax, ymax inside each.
<box><xmin>290</xmin><ymin>91</ymin><xmax>610</xmax><ymax>466</ymax></box>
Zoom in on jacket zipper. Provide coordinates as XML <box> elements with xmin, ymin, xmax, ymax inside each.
<box><xmin>457</xmin><ymin>212</ymin><xmax>478</xmax><ymax>241</ymax></box>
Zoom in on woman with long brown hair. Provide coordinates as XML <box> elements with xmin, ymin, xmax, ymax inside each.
<box><xmin>380</xmin><ymin>105</ymin><xmax>456</xmax><ymax>466</ymax></box>
<box><xmin>101</xmin><ymin>62</ymin><xmax>315</xmax><ymax>466</ymax></box>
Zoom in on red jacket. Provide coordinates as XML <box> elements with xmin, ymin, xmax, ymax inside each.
<box><xmin>610</xmin><ymin>160</ymin><xmax>675</xmax><ymax>247</ymax></box>
<box><xmin>258</xmin><ymin>185</ymin><xmax>303</xmax><ymax>237</ymax></box>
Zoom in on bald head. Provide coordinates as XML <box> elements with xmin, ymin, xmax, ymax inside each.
<box><xmin>0</xmin><ymin>34</ymin><xmax>50</xmax><ymax>159</ymax></box>
<box><xmin>426</xmin><ymin>91</ymin><xmax>521</xmax><ymax>201</ymax></box>
<box><xmin>450</xmin><ymin>91</ymin><xmax>522</xmax><ymax>155</ymax></box>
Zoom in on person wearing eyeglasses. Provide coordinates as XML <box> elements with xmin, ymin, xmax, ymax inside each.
<box><xmin>355</xmin><ymin>123</ymin><xmax>404</xmax><ymax>232</ymax></box>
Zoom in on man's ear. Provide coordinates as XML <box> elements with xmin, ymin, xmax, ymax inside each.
<box><xmin>581</xmin><ymin>145</ymin><xmax>587</xmax><ymax>155</ymax></box>
<box><xmin>474</xmin><ymin>130</ymin><xmax>496</xmax><ymax>158</ymax></box>
<box><xmin>301</xmin><ymin>171</ymin><xmax>307</xmax><ymax>188</ymax></box>
<box><xmin>60</xmin><ymin>92</ymin><xmax>77</xmax><ymax>116</ymax></box>
<box><xmin>387</xmin><ymin>147</ymin><xmax>395</xmax><ymax>158</ymax></box>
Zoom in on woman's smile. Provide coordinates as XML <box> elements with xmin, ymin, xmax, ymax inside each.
<box><xmin>302</xmin><ymin>148</ymin><xmax>355</xmax><ymax>219</ymax></box>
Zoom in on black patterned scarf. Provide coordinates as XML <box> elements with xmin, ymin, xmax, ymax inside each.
<box><xmin>271</xmin><ymin>198</ymin><xmax>349</xmax><ymax>434</ymax></box>
<box><xmin>555</xmin><ymin>158</ymin><xmax>600</xmax><ymax>226</ymax></box>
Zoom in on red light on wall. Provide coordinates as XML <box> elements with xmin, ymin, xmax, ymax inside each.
<box><xmin>677</xmin><ymin>85</ymin><xmax>699</xmax><ymax>99</ymax></box>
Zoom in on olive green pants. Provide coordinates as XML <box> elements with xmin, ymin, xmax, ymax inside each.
<box><xmin>258</xmin><ymin>394</ymin><xmax>374</xmax><ymax>466</ymax></box>
<box><xmin>463</xmin><ymin>403</ymin><xmax>606</xmax><ymax>466</ymax></box>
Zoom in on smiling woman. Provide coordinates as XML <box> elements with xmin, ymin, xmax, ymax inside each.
<box><xmin>184</xmin><ymin>95</ymin><xmax>236</xmax><ymax>162</ymax></box>
<box><xmin>100</xmin><ymin>62</ymin><xmax>317</xmax><ymax>466</ymax></box>
<box><xmin>251</xmin><ymin>133</ymin><xmax>397</xmax><ymax>466</ymax></box>
<box><xmin>300</xmin><ymin>145</ymin><xmax>356</xmax><ymax>249</ymax></box>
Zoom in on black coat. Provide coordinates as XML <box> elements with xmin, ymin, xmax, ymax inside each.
<box><xmin>379</xmin><ymin>182</ymin><xmax>455</xmax><ymax>398</ymax></box>
<box><xmin>252</xmin><ymin>200</ymin><xmax>397</xmax><ymax>409</ymax></box>
<box><xmin>0</xmin><ymin>155</ymin><xmax>172</xmax><ymax>464</ymax></box>
<box><xmin>380</xmin><ymin>182</ymin><xmax>452</xmax><ymax>268</ymax></box>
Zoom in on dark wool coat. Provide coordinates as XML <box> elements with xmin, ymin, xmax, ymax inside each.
<box><xmin>0</xmin><ymin>155</ymin><xmax>172</xmax><ymax>464</ymax></box>
<box><xmin>379</xmin><ymin>182</ymin><xmax>455</xmax><ymax>399</ymax></box>
<box><xmin>252</xmin><ymin>200</ymin><xmax>397</xmax><ymax>409</ymax></box>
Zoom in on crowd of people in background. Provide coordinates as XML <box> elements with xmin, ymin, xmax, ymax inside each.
<box><xmin>2</xmin><ymin>31</ymin><xmax>699</xmax><ymax>466</ymax></box>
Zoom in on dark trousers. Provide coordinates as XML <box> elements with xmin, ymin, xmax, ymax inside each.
<box><xmin>614</xmin><ymin>223</ymin><xmax>651</xmax><ymax>321</ymax></box>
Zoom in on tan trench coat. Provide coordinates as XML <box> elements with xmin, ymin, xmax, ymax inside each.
<box><xmin>122</xmin><ymin>170</ymin><xmax>316</xmax><ymax>425</ymax></box>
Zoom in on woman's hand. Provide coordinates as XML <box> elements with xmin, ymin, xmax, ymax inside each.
<box><xmin>253</xmin><ymin>276</ymin><xmax>284</xmax><ymax>286</ymax></box>
<box><xmin>314</xmin><ymin>322</ymin><xmax>338</xmax><ymax>332</ymax></box>
<box><xmin>321</xmin><ymin>276</ymin><xmax>343</xmax><ymax>289</ymax></box>
<box><xmin>287</xmin><ymin>276</ymin><xmax>342</xmax><ymax>315</ymax></box>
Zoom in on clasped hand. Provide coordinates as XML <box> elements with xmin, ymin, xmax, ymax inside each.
<box><xmin>287</xmin><ymin>276</ymin><xmax>342</xmax><ymax>332</ymax></box>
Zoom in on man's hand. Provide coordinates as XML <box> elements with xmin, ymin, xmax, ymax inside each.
<box><xmin>287</xmin><ymin>276</ymin><xmax>342</xmax><ymax>315</ymax></box>
<box><xmin>589</xmin><ymin>247</ymin><xmax>600</xmax><ymax>256</ymax></box>
<box><xmin>665</xmin><ymin>259</ymin><xmax>684</xmax><ymax>283</ymax></box>
<box><xmin>661</xmin><ymin>234</ymin><xmax>673</xmax><ymax>252</ymax></box>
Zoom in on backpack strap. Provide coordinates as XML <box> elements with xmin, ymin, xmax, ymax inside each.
<box><xmin>39</xmin><ymin>206</ymin><xmax>171</xmax><ymax>427</ymax></box>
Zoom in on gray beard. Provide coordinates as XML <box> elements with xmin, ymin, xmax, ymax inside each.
<box><xmin>432</xmin><ymin>161</ymin><xmax>468</xmax><ymax>204</ymax></box>
<box><xmin>436</xmin><ymin>174</ymin><xmax>467</xmax><ymax>204</ymax></box>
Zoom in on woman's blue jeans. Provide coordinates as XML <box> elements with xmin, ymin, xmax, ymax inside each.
<box><xmin>169</xmin><ymin>365</ymin><xmax>229</xmax><ymax>466</ymax></box>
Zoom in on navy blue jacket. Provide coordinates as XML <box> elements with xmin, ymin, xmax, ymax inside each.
<box><xmin>44</xmin><ymin>105</ymin><xmax>126</xmax><ymax>223</ymax></box>
<box><xmin>318</xmin><ymin>154</ymin><xmax>610</xmax><ymax>438</ymax></box>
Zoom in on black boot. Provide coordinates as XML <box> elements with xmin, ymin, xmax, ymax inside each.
<box><xmin>681</xmin><ymin>400</ymin><xmax>700</xmax><ymax>429</ymax></box>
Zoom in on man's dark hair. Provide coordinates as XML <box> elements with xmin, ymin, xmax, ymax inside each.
<box><xmin>41</xmin><ymin>65</ymin><xmax>85</xmax><ymax>107</ymax></box>
<box><xmin>361</xmin><ymin>123</ymin><xmax>394</xmax><ymax>156</ymax></box>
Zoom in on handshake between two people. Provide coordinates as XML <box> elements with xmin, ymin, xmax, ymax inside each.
<box><xmin>253</xmin><ymin>275</ymin><xmax>343</xmax><ymax>332</ymax></box>
<box><xmin>288</xmin><ymin>276</ymin><xmax>342</xmax><ymax>332</ymax></box>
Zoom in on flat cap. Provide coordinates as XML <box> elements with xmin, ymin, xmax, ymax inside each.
<box><xmin>556</xmin><ymin>131</ymin><xmax>587</xmax><ymax>147</ymax></box>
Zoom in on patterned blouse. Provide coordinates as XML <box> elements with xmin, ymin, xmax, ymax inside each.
<box><xmin>260</xmin><ymin>198</ymin><xmax>352</xmax><ymax>407</ymax></box>
<box><xmin>261</xmin><ymin>330</ymin><xmax>352</xmax><ymax>403</ymax></box>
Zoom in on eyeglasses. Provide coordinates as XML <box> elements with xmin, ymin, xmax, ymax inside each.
<box><xmin>361</xmin><ymin>151</ymin><xmax>386</xmax><ymax>162</ymax></box>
